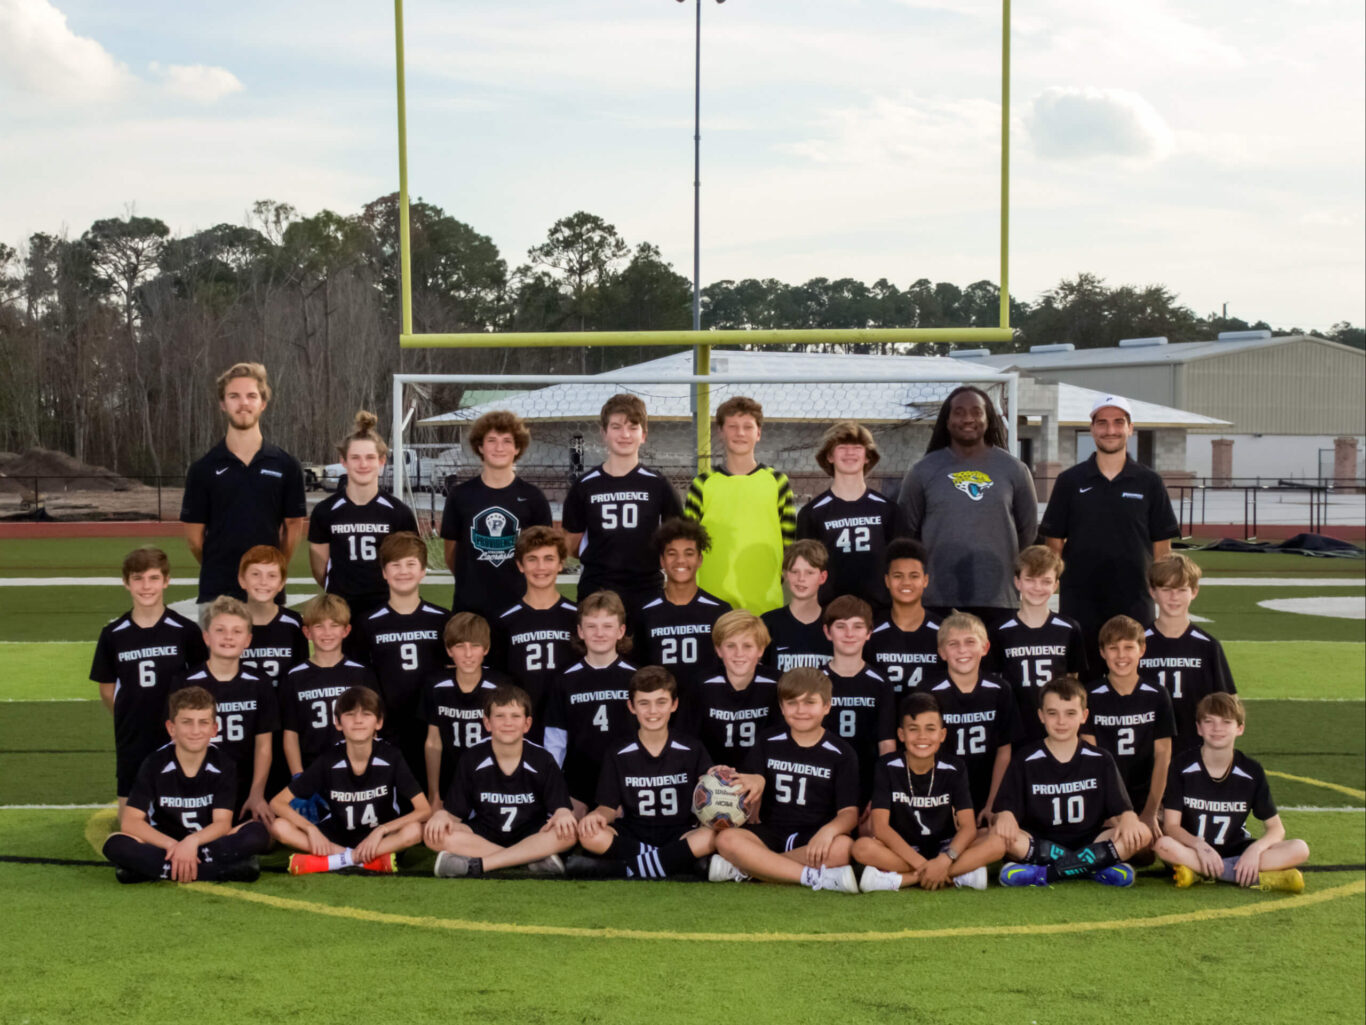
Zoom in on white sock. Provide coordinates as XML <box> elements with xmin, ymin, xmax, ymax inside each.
<box><xmin>326</xmin><ymin>849</ymin><xmax>355</xmax><ymax>871</ymax></box>
<box><xmin>800</xmin><ymin>866</ymin><xmax>820</xmax><ymax>889</ymax></box>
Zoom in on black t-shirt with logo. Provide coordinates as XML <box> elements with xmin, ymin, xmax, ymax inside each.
<box><xmin>439</xmin><ymin>476</ymin><xmax>552</xmax><ymax>619</ymax></box>
<box><xmin>562</xmin><ymin>464</ymin><xmax>681</xmax><ymax>596</ymax></box>
<box><xmin>309</xmin><ymin>490</ymin><xmax>419</xmax><ymax>611</ymax></box>
<box><xmin>863</xmin><ymin>616</ymin><xmax>944</xmax><ymax>696</ymax></box>
<box><xmin>761</xmin><ymin>606</ymin><xmax>833</xmax><ymax>673</ymax></box>
<box><xmin>795</xmin><ymin>488</ymin><xmax>904</xmax><ymax>608</ymax></box>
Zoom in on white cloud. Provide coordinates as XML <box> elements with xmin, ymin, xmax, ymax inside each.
<box><xmin>151</xmin><ymin>62</ymin><xmax>244</xmax><ymax>104</ymax></box>
<box><xmin>1025</xmin><ymin>86</ymin><xmax>1174</xmax><ymax>161</ymax></box>
<box><xmin>0</xmin><ymin>0</ymin><xmax>133</xmax><ymax>100</ymax></box>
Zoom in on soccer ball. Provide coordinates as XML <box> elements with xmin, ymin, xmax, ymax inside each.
<box><xmin>692</xmin><ymin>770</ymin><xmax>748</xmax><ymax>830</ymax></box>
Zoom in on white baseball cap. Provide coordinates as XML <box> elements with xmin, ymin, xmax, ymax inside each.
<box><xmin>1090</xmin><ymin>394</ymin><xmax>1133</xmax><ymax>421</ymax></box>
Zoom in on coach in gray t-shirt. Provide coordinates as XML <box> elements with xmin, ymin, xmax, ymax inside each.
<box><xmin>897</xmin><ymin>386</ymin><xmax>1038</xmax><ymax>623</ymax></box>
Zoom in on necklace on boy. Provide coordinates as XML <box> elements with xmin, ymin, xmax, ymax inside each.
<box><xmin>906</xmin><ymin>759</ymin><xmax>934</xmax><ymax>801</ymax></box>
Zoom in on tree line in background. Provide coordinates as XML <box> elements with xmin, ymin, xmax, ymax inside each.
<box><xmin>0</xmin><ymin>195</ymin><xmax>1360</xmax><ymax>477</ymax></box>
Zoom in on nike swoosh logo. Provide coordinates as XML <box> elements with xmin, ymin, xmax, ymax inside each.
<box><xmin>1079</xmin><ymin>486</ymin><xmax>1093</xmax><ymax>493</ymax></box>
<box><xmin>216</xmin><ymin>467</ymin><xmax>230</xmax><ymax>476</ymax></box>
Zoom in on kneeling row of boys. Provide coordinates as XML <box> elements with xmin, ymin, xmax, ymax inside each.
<box><xmin>103</xmin><ymin>663</ymin><xmax>1308</xmax><ymax>895</ymax></box>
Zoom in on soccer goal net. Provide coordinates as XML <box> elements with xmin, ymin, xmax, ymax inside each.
<box><xmin>389</xmin><ymin>348</ymin><xmax>1017</xmax><ymax>564</ymax></box>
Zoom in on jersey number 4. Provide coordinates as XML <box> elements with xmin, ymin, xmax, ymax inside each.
<box><xmin>343</xmin><ymin>803</ymin><xmax>379</xmax><ymax>831</ymax></box>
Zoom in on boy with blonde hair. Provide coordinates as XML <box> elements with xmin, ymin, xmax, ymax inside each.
<box><xmin>695</xmin><ymin>610</ymin><xmax>779</xmax><ymax>763</ymax></box>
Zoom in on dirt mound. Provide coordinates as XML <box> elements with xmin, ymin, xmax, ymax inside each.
<box><xmin>0</xmin><ymin>448</ymin><xmax>146</xmax><ymax>493</ymax></box>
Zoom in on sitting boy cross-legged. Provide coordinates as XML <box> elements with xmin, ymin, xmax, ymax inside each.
<box><xmin>993</xmin><ymin>676</ymin><xmax>1150</xmax><ymax>887</ymax></box>
<box><xmin>853</xmin><ymin>692</ymin><xmax>1006</xmax><ymax>892</ymax></box>
<box><xmin>271</xmin><ymin>686</ymin><xmax>429</xmax><ymax>874</ymax></box>
<box><xmin>424</xmin><ymin>685</ymin><xmax>578</xmax><ymax>878</ymax></box>
<box><xmin>103</xmin><ymin>686</ymin><xmax>270</xmax><ymax>884</ymax></box>
<box><xmin>1154</xmin><ymin>693</ymin><xmax>1309</xmax><ymax>892</ymax></box>
<box><xmin>577</xmin><ymin>666</ymin><xmax>718</xmax><ymax>879</ymax></box>
<box><xmin>709</xmin><ymin>667</ymin><xmax>861</xmax><ymax>894</ymax></box>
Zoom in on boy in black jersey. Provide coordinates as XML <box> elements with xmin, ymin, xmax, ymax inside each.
<box><xmin>307</xmin><ymin>410</ymin><xmax>419</xmax><ymax>623</ymax></box>
<box><xmin>762</xmin><ymin>540</ymin><xmax>833</xmax><ymax>672</ymax></box>
<box><xmin>562</xmin><ymin>394</ymin><xmax>681</xmax><ymax>618</ymax></box>
<box><xmin>820</xmin><ymin>595</ymin><xmax>896</xmax><ymax>811</ymax></box>
<box><xmin>1083</xmin><ymin>615</ymin><xmax>1174</xmax><ymax>841</ymax></box>
<box><xmin>544</xmin><ymin>591</ymin><xmax>638</xmax><ymax>815</ymax></box>
<box><xmin>1155</xmin><ymin>693</ymin><xmax>1308</xmax><ymax>892</ymax></box>
<box><xmin>236</xmin><ymin>546</ymin><xmax>308</xmax><ymax>689</ymax></box>
<box><xmin>172</xmin><ymin>596</ymin><xmax>278</xmax><ymax>824</ymax></box>
<box><xmin>863</xmin><ymin>539</ymin><xmax>943</xmax><ymax>696</ymax></box>
<box><xmin>422</xmin><ymin>612</ymin><xmax>507</xmax><ymax>808</ymax></box>
<box><xmin>493</xmin><ymin>526</ymin><xmax>578</xmax><ymax>732</ymax></box>
<box><xmin>854</xmin><ymin>693</ymin><xmax>1006</xmax><ymax>892</ymax></box>
<box><xmin>710</xmin><ymin>668</ymin><xmax>861</xmax><ymax>893</ymax></box>
<box><xmin>994</xmin><ymin>676</ymin><xmax>1150</xmax><ymax>887</ymax></box>
<box><xmin>424</xmin><ymin>685</ymin><xmax>577</xmax><ymax>877</ymax></box>
<box><xmin>695</xmin><ymin>610</ymin><xmax>779</xmax><ymax>763</ymax></box>
<box><xmin>928</xmin><ymin>612</ymin><xmax>1018</xmax><ymax>823</ymax></box>
<box><xmin>578</xmin><ymin>666</ymin><xmax>718</xmax><ymax>878</ymax></box>
<box><xmin>440</xmin><ymin>409</ymin><xmax>553</xmax><ymax>620</ymax></box>
<box><xmin>797</xmin><ymin>421</ymin><xmax>904</xmax><ymax>610</ymax></box>
<box><xmin>989</xmin><ymin>545</ymin><xmax>1088</xmax><ymax>742</ymax></box>
<box><xmin>354</xmin><ymin>532</ymin><xmax>451</xmax><ymax>781</ymax></box>
<box><xmin>281</xmin><ymin>594</ymin><xmax>379</xmax><ymax>776</ymax></box>
<box><xmin>1140</xmin><ymin>553</ymin><xmax>1236</xmax><ymax>748</ymax></box>
<box><xmin>103</xmin><ymin>686</ymin><xmax>269</xmax><ymax>883</ymax></box>
<box><xmin>272</xmin><ymin>686</ymin><xmax>429</xmax><ymax>874</ymax></box>
<box><xmin>91</xmin><ymin>546</ymin><xmax>207</xmax><ymax>817</ymax></box>
<box><xmin>636</xmin><ymin>518</ymin><xmax>730</xmax><ymax>701</ymax></box>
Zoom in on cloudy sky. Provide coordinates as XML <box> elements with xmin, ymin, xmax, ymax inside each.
<box><xmin>1</xmin><ymin>0</ymin><xmax>1362</xmax><ymax>329</ymax></box>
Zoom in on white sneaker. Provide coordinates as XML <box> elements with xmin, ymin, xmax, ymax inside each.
<box><xmin>708</xmin><ymin>854</ymin><xmax>749</xmax><ymax>883</ymax></box>
<box><xmin>810</xmin><ymin>865</ymin><xmax>859</xmax><ymax>894</ymax></box>
<box><xmin>433</xmin><ymin>852</ymin><xmax>469</xmax><ymax>878</ymax></box>
<box><xmin>525</xmin><ymin>854</ymin><xmax>565</xmax><ymax>877</ymax></box>
<box><xmin>952</xmin><ymin>866</ymin><xmax>988</xmax><ymax>891</ymax></box>
<box><xmin>859</xmin><ymin>866</ymin><xmax>902</xmax><ymax>892</ymax></box>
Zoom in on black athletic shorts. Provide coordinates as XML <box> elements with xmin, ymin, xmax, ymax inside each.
<box><xmin>317</xmin><ymin>816</ymin><xmax>372</xmax><ymax>851</ymax></box>
<box><xmin>470</xmin><ymin>816</ymin><xmax>543</xmax><ymax>847</ymax></box>
<box><xmin>744</xmin><ymin>822</ymin><xmax>823</xmax><ymax>853</ymax></box>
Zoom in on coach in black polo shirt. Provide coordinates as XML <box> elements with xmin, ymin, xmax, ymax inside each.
<box><xmin>181</xmin><ymin>363</ymin><xmax>307</xmax><ymax>603</ymax></box>
<box><xmin>1040</xmin><ymin>394</ymin><xmax>1179</xmax><ymax>665</ymax></box>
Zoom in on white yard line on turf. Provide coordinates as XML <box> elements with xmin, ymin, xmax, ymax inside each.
<box><xmin>1280</xmin><ymin>806</ymin><xmax>1366</xmax><ymax>813</ymax></box>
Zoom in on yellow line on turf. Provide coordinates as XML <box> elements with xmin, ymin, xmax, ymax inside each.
<box><xmin>1265</xmin><ymin>770</ymin><xmax>1366</xmax><ymax>801</ymax></box>
<box><xmin>84</xmin><ymin>807</ymin><xmax>118</xmax><ymax>853</ymax></box>
<box><xmin>182</xmin><ymin>878</ymin><xmax>1365</xmax><ymax>944</ymax></box>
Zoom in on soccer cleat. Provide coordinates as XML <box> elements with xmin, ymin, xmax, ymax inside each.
<box><xmin>433</xmin><ymin>852</ymin><xmax>470</xmax><ymax>878</ymax></box>
<box><xmin>113</xmin><ymin>866</ymin><xmax>155</xmax><ymax>885</ymax></box>
<box><xmin>809</xmin><ymin>865</ymin><xmax>859</xmax><ymax>894</ymax></box>
<box><xmin>707</xmin><ymin>854</ymin><xmax>749</xmax><ymax>883</ymax></box>
<box><xmin>998</xmin><ymin>862</ymin><xmax>1049</xmax><ymax>887</ymax></box>
<box><xmin>1258</xmin><ymin>869</ymin><xmax>1306</xmax><ymax>894</ymax></box>
<box><xmin>287</xmin><ymin>853</ymin><xmax>330</xmax><ymax>876</ymax></box>
<box><xmin>1092</xmin><ymin>862</ymin><xmax>1136</xmax><ymax>887</ymax></box>
<box><xmin>216</xmin><ymin>857</ymin><xmax>262</xmax><ymax>883</ymax></box>
<box><xmin>858</xmin><ymin>866</ymin><xmax>902</xmax><ymax>893</ymax></box>
<box><xmin>1172</xmin><ymin>864</ymin><xmax>1199</xmax><ymax>888</ymax></box>
<box><xmin>952</xmin><ymin>866</ymin><xmax>988</xmax><ymax>891</ymax></box>
<box><xmin>525</xmin><ymin>854</ymin><xmax>566</xmax><ymax>877</ymax></box>
<box><xmin>360</xmin><ymin>854</ymin><xmax>397</xmax><ymax>874</ymax></box>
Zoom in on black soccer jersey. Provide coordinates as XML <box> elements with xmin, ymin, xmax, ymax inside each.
<box><xmin>1163</xmin><ymin>749</ymin><xmax>1277</xmax><ymax>858</ymax></box>
<box><xmin>926</xmin><ymin>676</ymin><xmax>1019</xmax><ymax>811</ymax></box>
<box><xmin>871</xmin><ymin>752</ymin><xmax>974</xmax><ymax>857</ymax></box>
<box><xmin>421</xmin><ymin>670</ymin><xmax>507</xmax><ymax>794</ymax></box>
<box><xmin>743</xmin><ymin>727</ymin><xmax>860</xmax><ymax>833</ymax></box>
<box><xmin>635</xmin><ymin>589</ymin><xmax>730</xmax><ymax>698</ymax></box>
<box><xmin>863</xmin><ymin>616</ymin><xmax>944</xmax><ymax>696</ymax></box>
<box><xmin>240</xmin><ymin>608</ymin><xmax>308</xmax><ymax>689</ymax></box>
<box><xmin>543</xmin><ymin>658</ymin><xmax>638</xmax><ymax>801</ymax></box>
<box><xmin>990</xmin><ymin>614</ymin><xmax>1089</xmax><ymax>742</ymax></box>
<box><xmin>796</xmin><ymin>488</ymin><xmax>904</xmax><ymax>608</ymax></box>
<box><xmin>90</xmin><ymin>609</ymin><xmax>207</xmax><ymax>761</ymax></box>
<box><xmin>290</xmin><ymin>738</ymin><xmax>423</xmax><ymax>845</ymax></box>
<box><xmin>445</xmin><ymin>738</ymin><xmax>571</xmax><ymax>840</ymax></box>
<box><xmin>171</xmin><ymin>665</ymin><xmax>280</xmax><ymax>788</ymax></box>
<box><xmin>1086</xmin><ymin>679</ymin><xmax>1176</xmax><ymax>806</ymax></box>
<box><xmin>1139</xmin><ymin>625</ymin><xmax>1236</xmax><ymax>748</ymax></box>
<box><xmin>492</xmin><ymin>598</ymin><xmax>578</xmax><ymax>727</ymax></box>
<box><xmin>692</xmin><ymin>672</ymin><xmax>779</xmax><ymax>765</ymax></box>
<box><xmin>596</xmin><ymin>731</ymin><xmax>712</xmax><ymax>848</ymax></box>
<box><xmin>353</xmin><ymin>602</ymin><xmax>451</xmax><ymax>723</ymax></box>
<box><xmin>993</xmin><ymin>740</ymin><xmax>1132</xmax><ymax>848</ymax></box>
<box><xmin>309</xmin><ymin>489</ymin><xmax>419</xmax><ymax>611</ymax></box>
<box><xmin>127</xmin><ymin>743</ymin><xmax>237</xmax><ymax>842</ymax></box>
<box><xmin>562</xmin><ymin>464</ymin><xmax>681</xmax><ymax>596</ymax></box>
<box><xmin>439</xmin><ymin>476</ymin><xmax>553</xmax><ymax>619</ymax></box>
<box><xmin>761</xmin><ymin>606</ymin><xmax>833</xmax><ymax>672</ymax></box>
<box><xmin>278</xmin><ymin>659</ymin><xmax>379</xmax><ymax>765</ymax></box>
<box><xmin>823</xmin><ymin>665</ymin><xmax>896</xmax><ymax>803</ymax></box>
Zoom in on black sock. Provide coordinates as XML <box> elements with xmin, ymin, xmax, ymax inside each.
<box><xmin>1042</xmin><ymin>839</ymin><xmax>1120</xmax><ymax>882</ymax></box>
<box><xmin>656</xmin><ymin>839</ymin><xmax>697</xmax><ymax>877</ymax></box>
<box><xmin>198</xmin><ymin>823</ymin><xmax>271</xmax><ymax>879</ymax></box>
<box><xmin>605</xmin><ymin>834</ymin><xmax>632</xmax><ymax>862</ymax></box>
<box><xmin>103</xmin><ymin>834</ymin><xmax>169</xmax><ymax>881</ymax></box>
<box><xmin>467</xmin><ymin>857</ymin><xmax>484</xmax><ymax>878</ymax></box>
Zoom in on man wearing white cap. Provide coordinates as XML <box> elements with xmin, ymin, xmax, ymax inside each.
<box><xmin>1039</xmin><ymin>395</ymin><xmax>1180</xmax><ymax>666</ymax></box>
